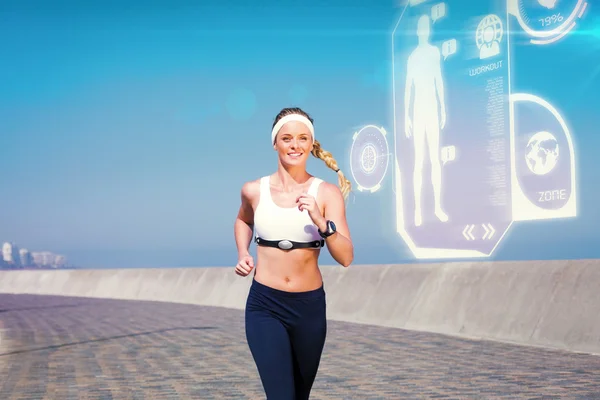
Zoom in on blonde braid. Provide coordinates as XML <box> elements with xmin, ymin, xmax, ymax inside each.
<box><xmin>311</xmin><ymin>140</ymin><xmax>351</xmax><ymax>201</ymax></box>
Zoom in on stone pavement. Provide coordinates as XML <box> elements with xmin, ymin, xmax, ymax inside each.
<box><xmin>0</xmin><ymin>294</ymin><xmax>599</xmax><ymax>399</ymax></box>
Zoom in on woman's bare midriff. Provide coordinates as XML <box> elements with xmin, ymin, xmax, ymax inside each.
<box><xmin>253</xmin><ymin>246</ymin><xmax>323</xmax><ymax>292</ymax></box>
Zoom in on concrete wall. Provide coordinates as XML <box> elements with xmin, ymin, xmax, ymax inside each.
<box><xmin>1</xmin><ymin>259</ymin><xmax>599</xmax><ymax>355</ymax></box>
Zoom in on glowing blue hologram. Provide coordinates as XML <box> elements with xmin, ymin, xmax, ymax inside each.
<box><xmin>510</xmin><ymin>93</ymin><xmax>577</xmax><ymax>221</ymax></box>
<box><xmin>507</xmin><ymin>0</ymin><xmax>589</xmax><ymax>44</ymax></box>
<box><xmin>440</xmin><ymin>145</ymin><xmax>456</xmax><ymax>166</ymax></box>
<box><xmin>392</xmin><ymin>0</ymin><xmax>513</xmax><ymax>259</ymax></box>
<box><xmin>349</xmin><ymin>125</ymin><xmax>390</xmax><ymax>193</ymax></box>
<box><xmin>431</xmin><ymin>3</ymin><xmax>446</xmax><ymax>23</ymax></box>
<box><xmin>441</xmin><ymin>39</ymin><xmax>457</xmax><ymax>60</ymax></box>
<box><xmin>525</xmin><ymin>131</ymin><xmax>559</xmax><ymax>176</ymax></box>
<box><xmin>226</xmin><ymin>88</ymin><xmax>257</xmax><ymax>121</ymax></box>
<box><xmin>403</xmin><ymin>14</ymin><xmax>449</xmax><ymax>227</ymax></box>
<box><xmin>476</xmin><ymin>15</ymin><xmax>503</xmax><ymax>60</ymax></box>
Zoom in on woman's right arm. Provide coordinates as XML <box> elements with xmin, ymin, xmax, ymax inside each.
<box><xmin>234</xmin><ymin>181</ymin><xmax>258</xmax><ymax>258</ymax></box>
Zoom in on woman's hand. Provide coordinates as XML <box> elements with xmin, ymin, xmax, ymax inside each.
<box><xmin>296</xmin><ymin>193</ymin><xmax>326</xmax><ymax>232</ymax></box>
<box><xmin>235</xmin><ymin>254</ymin><xmax>254</xmax><ymax>277</ymax></box>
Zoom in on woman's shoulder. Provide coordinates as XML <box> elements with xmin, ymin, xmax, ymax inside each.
<box><xmin>314</xmin><ymin>178</ymin><xmax>342</xmax><ymax>199</ymax></box>
<box><xmin>240</xmin><ymin>177</ymin><xmax>264</xmax><ymax>201</ymax></box>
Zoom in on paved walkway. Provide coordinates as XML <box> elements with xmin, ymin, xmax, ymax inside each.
<box><xmin>0</xmin><ymin>294</ymin><xmax>599</xmax><ymax>399</ymax></box>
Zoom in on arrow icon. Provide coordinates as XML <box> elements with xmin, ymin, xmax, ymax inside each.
<box><xmin>468</xmin><ymin>225</ymin><xmax>475</xmax><ymax>240</ymax></box>
<box><xmin>462</xmin><ymin>224</ymin><xmax>476</xmax><ymax>240</ymax></box>
<box><xmin>481</xmin><ymin>223</ymin><xmax>495</xmax><ymax>240</ymax></box>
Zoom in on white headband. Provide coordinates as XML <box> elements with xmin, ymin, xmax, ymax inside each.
<box><xmin>271</xmin><ymin>114</ymin><xmax>315</xmax><ymax>144</ymax></box>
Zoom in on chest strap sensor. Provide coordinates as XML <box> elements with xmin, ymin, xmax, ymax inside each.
<box><xmin>255</xmin><ymin>236</ymin><xmax>324</xmax><ymax>250</ymax></box>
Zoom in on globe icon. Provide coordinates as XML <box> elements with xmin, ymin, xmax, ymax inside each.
<box><xmin>525</xmin><ymin>131</ymin><xmax>559</xmax><ymax>175</ymax></box>
<box><xmin>476</xmin><ymin>14</ymin><xmax>503</xmax><ymax>48</ymax></box>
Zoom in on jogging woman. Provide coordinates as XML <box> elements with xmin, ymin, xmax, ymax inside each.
<box><xmin>234</xmin><ymin>107</ymin><xmax>354</xmax><ymax>399</ymax></box>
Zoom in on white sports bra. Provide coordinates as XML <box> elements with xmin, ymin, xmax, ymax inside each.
<box><xmin>254</xmin><ymin>176</ymin><xmax>324</xmax><ymax>245</ymax></box>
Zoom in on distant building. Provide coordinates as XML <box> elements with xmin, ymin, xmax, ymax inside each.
<box><xmin>55</xmin><ymin>255</ymin><xmax>66</xmax><ymax>268</ymax></box>
<box><xmin>1</xmin><ymin>242</ymin><xmax>70</xmax><ymax>269</ymax></box>
<box><xmin>32</xmin><ymin>251</ymin><xmax>53</xmax><ymax>267</ymax></box>
<box><xmin>2</xmin><ymin>242</ymin><xmax>22</xmax><ymax>268</ymax></box>
<box><xmin>19</xmin><ymin>248</ymin><xmax>33</xmax><ymax>267</ymax></box>
<box><xmin>30</xmin><ymin>251</ymin><xmax>67</xmax><ymax>268</ymax></box>
<box><xmin>2</xmin><ymin>242</ymin><xmax>13</xmax><ymax>263</ymax></box>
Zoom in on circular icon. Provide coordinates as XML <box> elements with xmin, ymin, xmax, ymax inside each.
<box><xmin>476</xmin><ymin>15</ymin><xmax>503</xmax><ymax>47</ymax></box>
<box><xmin>510</xmin><ymin>92</ymin><xmax>576</xmax><ymax>216</ymax></box>
<box><xmin>525</xmin><ymin>131</ymin><xmax>559</xmax><ymax>175</ymax></box>
<box><xmin>476</xmin><ymin>14</ymin><xmax>503</xmax><ymax>60</ymax></box>
<box><xmin>512</xmin><ymin>0</ymin><xmax>588</xmax><ymax>44</ymax></box>
<box><xmin>349</xmin><ymin>125</ymin><xmax>389</xmax><ymax>193</ymax></box>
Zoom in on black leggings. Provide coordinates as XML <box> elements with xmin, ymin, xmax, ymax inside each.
<box><xmin>245</xmin><ymin>278</ymin><xmax>327</xmax><ymax>400</ymax></box>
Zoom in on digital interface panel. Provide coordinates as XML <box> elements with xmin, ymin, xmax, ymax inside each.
<box><xmin>392</xmin><ymin>0</ymin><xmax>513</xmax><ymax>258</ymax></box>
<box><xmin>508</xmin><ymin>0</ymin><xmax>589</xmax><ymax>45</ymax></box>
<box><xmin>507</xmin><ymin>1</ymin><xmax>581</xmax><ymax>220</ymax></box>
<box><xmin>347</xmin><ymin>0</ymin><xmax>586</xmax><ymax>260</ymax></box>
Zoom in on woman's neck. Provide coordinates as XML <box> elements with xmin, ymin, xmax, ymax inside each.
<box><xmin>276</xmin><ymin>165</ymin><xmax>311</xmax><ymax>191</ymax></box>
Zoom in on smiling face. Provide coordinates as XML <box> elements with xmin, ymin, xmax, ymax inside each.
<box><xmin>273</xmin><ymin>120</ymin><xmax>314</xmax><ymax>168</ymax></box>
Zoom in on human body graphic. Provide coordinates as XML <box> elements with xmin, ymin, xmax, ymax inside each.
<box><xmin>404</xmin><ymin>15</ymin><xmax>449</xmax><ymax>227</ymax></box>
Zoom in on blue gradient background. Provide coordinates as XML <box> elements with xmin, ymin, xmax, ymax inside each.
<box><xmin>0</xmin><ymin>0</ymin><xmax>599</xmax><ymax>268</ymax></box>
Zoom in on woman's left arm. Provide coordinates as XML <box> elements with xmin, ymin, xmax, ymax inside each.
<box><xmin>316</xmin><ymin>183</ymin><xmax>354</xmax><ymax>267</ymax></box>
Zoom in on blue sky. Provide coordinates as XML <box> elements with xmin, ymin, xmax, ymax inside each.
<box><xmin>1</xmin><ymin>0</ymin><xmax>599</xmax><ymax>268</ymax></box>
